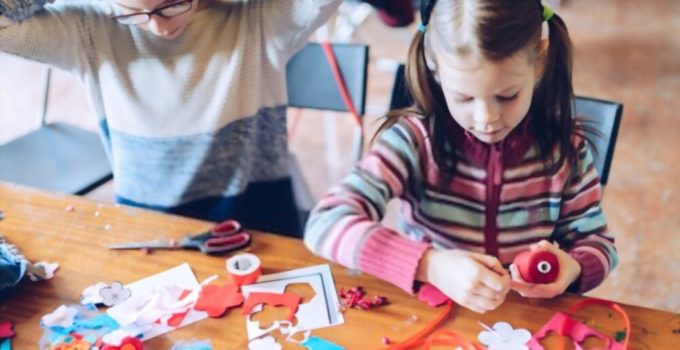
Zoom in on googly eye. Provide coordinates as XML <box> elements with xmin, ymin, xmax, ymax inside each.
<box><xmin>537</xmin><ymin>261</ymin><xmax>552</xmax><ymax>274</ymax></box>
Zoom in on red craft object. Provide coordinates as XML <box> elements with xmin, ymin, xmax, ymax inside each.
<box><xmin>0</xmin><ymin>321</ymin><xmax>14</xmax><ymax>339</ymax></box>
<box><xmin>101</xmin><ymin>336</ymin><xmax>144</xmax><ymax>350</ymax></box>
<box><xmin>513</xmin><ymin>250</ymin><xmax>560</xmax><ymax>284</ymax></box>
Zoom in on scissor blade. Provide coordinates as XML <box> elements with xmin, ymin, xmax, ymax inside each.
<box><xmin>108</xmin><ymin>239</ymin><xmax>173</xmax><ymax>250</ymax></box>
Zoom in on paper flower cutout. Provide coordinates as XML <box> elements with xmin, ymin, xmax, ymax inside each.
<box><xmin>478</xmin><ymin>322</ymin><xmax>531</xmax><ymax>350</ymax></box>
<box><xmin>249</xmin><ymin>336</ymin><xmax>282</xmax><ymax>350</ymax></box>
<box><xmin>100</xmin><ymin>282</ymin><xmax>132</xmax><ymax>307</ymax></box>
<box><xmin>0</xmin><ymin>321</ymin><xmax>14</xmax><ymax>339</ymax></box>
<box><xmin>42</xmin><ymin>305</ymin><xmax>78</xmax><ymax>328</ymax></box>
<box><xmin>194</xmin><ymin>283</ymin><xmax>244</xmax><ymax>318</ymax></box>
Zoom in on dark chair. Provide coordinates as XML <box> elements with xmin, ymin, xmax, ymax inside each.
<box><xmin>388</xmin><ymin>64</ymin><xmax>623</xmax><ymax>186</ymax></box>
<box><xmin>286</xmin><ymin>42</ymin><xmax>369</xmax><ymax>226</ymax></box>
<box><xmin>0</xmin><ymin>68</ymin><xmax>112</xmax><ymax>195</ymax></box>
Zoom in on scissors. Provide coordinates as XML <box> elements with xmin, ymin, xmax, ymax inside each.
<box><xmin>108</xmin><ymin>219</ymin><xmax>251</xmax><ymax>255</ymax></box>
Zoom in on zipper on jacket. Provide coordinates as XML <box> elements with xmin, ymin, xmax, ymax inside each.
<box><xmin>484</xmin><ymin>142</ymin><xmax>504</xmax><ymax>256</ymax></box>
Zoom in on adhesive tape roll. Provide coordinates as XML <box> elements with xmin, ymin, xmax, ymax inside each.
<box><xmin>226</xmin><ymin>253</ymin><xmax>261</xmax><ymax>286</ymax></box>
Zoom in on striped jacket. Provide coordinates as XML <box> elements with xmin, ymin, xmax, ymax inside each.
<box><xmin>304</xmin><ymin>116</ymin><xmax>617</xmax><ymax>294</ymax></box>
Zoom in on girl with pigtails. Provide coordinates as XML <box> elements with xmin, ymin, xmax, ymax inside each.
<box><xmin>304</xmin><ymin>0</ymin><xmax>617</xmax><ymax>313</ymax></box>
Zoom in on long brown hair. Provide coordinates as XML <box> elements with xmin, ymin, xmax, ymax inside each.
<box><xmin>377</xmin><ymin>0</ymin><xmax>579</xmax><ymax>175</ymax></box>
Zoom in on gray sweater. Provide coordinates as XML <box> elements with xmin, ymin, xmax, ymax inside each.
<box><xmin>0</xmin><ymin>0</ymin><xmax>341</xmax><ymax>234</ymax></box>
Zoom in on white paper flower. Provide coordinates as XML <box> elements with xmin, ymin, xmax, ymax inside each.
<box><xmin>249</xmin><ymin>336</ymin><xmax>282</xmax><ymax>350</ymax></box>
<box><xmin>41</xmin><ymin>305</ymin><xmax>78</xmax><ymax>328</ymax></box>
<box><xmin>81</xmin><ymin>282</ymin><xmax>108</xmax><ymax>304</ymax></box>
<box><xmin>100</xmin><ymin>281</ymin><xmax>132</xmax><ymax>307</ymax></box>
<box><xmin>478</xmin><ymin>322</ymin><xmax>532</xmax><ymax>350</ymax></box>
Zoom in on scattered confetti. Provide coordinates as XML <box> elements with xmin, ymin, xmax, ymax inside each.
<box><xmin>338</xmin><ymin>286</ymin><xmax>388</xmax><ymax>310</ymax></box>
<box><xmin>381</xmin><ymin>336</ymin><xmax>391</xmax><ymax>345</ymax></box>
<box><xmin>64</xmin><ymin>205</ymin><xmax>75</xmax><ymax>212</ymax></box>
<box><xmin>94</xmin><ymin>211</ymin><xmax>101</xmax><ymax>217</ymax></box>
<box><xmin>103</xmin><ymin>225</ymin><xmax>111</xmax><ymax>231</ymax></box>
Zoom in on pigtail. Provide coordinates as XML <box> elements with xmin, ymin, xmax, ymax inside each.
<box><xmin>531</xmin><ymin>11</ymin><xmax>579</xmax><ymax>168</ymax></box>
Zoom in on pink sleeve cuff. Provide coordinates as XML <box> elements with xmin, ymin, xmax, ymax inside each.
<box><xmin>358</xmin><ymin>228</ymin><xmax>430</xmax><ymax>294</ymax></box>
<box><xmin>568</xmin><ymin>249</ymin><xmax>606</xmax><ymax>294</ymax></box>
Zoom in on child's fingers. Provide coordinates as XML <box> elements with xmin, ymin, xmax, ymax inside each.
<box><xmin>511</xmin><ymin>279</ymin><xmax>561</xmax><ymax>298</ymax></box>
<box><xmin>470</xmin><ymin>252</ymin><xmax>508</xmax><ymax>277</ymax></box>
<box><xmin>478</xmin><ymin>265</ymin><xmax>511</xmax><ymax>293</ymax></box>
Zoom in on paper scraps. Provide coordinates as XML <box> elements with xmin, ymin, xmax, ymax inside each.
<box><xmin>42</xmin><ymin>305</ymin><xmax>78</xmax><ymax>328</ymax></box>
<box><xmin>105</xmin><ymin>264</ymin><xmax>210</xmax><ymax>341</ymax></box>
<box><xmin>27</xmin><ymin>261</ymin><xmax>60</xmax><ymax>282</ymax></box>
<box><xmin>101</xmin><ymin>336</ymin><xmax>143</xmax><ymax>350</ymax></box>
<box><xmin>249</xmin><ymin>336</ymin><xmax>282</xmax><ymax>350</ymax></box>
<box><xmin>99</xmin><ymin>281</ymin><xmax>132</xmax><ymax>307</ymax></box>
<box><xmin>0</xmin><ymin>322</ymin><xmax>13</xmax><ymax>339</ymax></box>
<box><xmin>478</xmin><ymin>322</ymin><xmax>531</xmax><ymax>350</ymax></box>
<box><xmin>338</xmin><ymin>286</ymin><xmax>387</xmax><ymax>310</ymax></box>
<box><xmin>194</xmin><ymin>283</ymin><xmax>243</xmax><ymax>318</ymax></box>
<box><xmin>81</xmin><ymin>282</ymin><xmax>108</xmax><ymax>305</ymax></box>
<box><xmin>242</xmin><ymin>292</ymin><xmax>301</xmax><ymax>321</ymax></box>
<box><xmin>168</xmin><ymin>339</ymin><xmax>212</xmax><ymax>350</ymax></box>
<box><xmin>300</xmin><ymin>336</ymin><xmax>344</xmax><ymax>350</ymax></box>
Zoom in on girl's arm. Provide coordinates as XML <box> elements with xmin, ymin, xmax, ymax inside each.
<box><xmin>304</xmin><ymin>120</ymin><xmax>431</xmax><ymax>294</ymax></box>
<box><xmin>552</xmin><ymin>137</ymin><xmax>618</xmax><ymax>293</ymax></box>
<box><xmin>0</xmin><ymin>0</ymin><xmax>104</xmax><ymax>72</ymax></box>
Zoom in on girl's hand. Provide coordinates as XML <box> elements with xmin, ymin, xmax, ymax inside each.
<box><xmin>417</xmin><ymin>249</ymin><xmax>511</xmax><ymax>314</ymax></box>
<box><xmin>509</xmin><ymin>240</ymin><xmax>582</xmax><ymax>298</ymax></box>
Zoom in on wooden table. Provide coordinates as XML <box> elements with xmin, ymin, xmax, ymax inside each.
<box><xmin>0</xmin><ymin>182</ymin><xmax>678</xmax><ymax>349</ymax></box>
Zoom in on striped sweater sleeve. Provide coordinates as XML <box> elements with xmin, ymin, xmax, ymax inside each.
<box><xmin>554</xmin><ymin>137</ymin><xmax>618</xmax><ymax>293</ymax></box>
<box><xmin>0</xmin><ymin>0</ymin><xmax>99</xmax><ymax>72</ymax></box>
<box><xmin>304</xmin><ymin>120</ymin><xmax>430</xmax><ymax>293</ymax></box>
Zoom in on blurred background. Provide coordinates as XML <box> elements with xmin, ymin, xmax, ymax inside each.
<box><xmin>1</xmin><ymin>0</ymin><xmax>678</xmax><ymax>312</ymax></box>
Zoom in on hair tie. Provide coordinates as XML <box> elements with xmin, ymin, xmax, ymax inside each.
<box><xmin>542</xmin><ymin>4</ymin><xmax>554</xmax><ymax>22</ymax></box>
<box><xmin>417</xmin><ymin>22</ymin><xmax>427</xmax><ymax>33</ymax></box>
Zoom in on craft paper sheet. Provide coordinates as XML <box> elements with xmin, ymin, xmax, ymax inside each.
<box><xmin>241</xmin><ymin>264</ymin><xmax>344</xmax><ymax>340</ymax></box>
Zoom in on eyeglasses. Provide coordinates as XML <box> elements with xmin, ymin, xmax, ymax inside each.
<box><xmin>112</xmin><ymin>0</ymin><xmax>193</xmax><ymax>25</ymax></box>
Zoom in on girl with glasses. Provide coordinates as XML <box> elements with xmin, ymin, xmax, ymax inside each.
<box><xmin>0</xmin><ymin>0</ymin><xmax>342</xmax><ymax>236</ymax></box>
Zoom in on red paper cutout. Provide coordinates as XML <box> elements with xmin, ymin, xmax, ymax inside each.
<box><xmin>527</xmin><ymin>312</ymin><xmax>625</xmax><ymax>350</ymax></box>
<box><xmin>194</xmin><ymin>283</ymin><xmax>244</xmax><ymax>318</ymax></box>
<box><xmin>0</xmin><ymin>321</ymin><xmax>14</xmax><ymax>339</ymax></box>
<box><xmin>417</xmin><ymin>284</ymin><xmax>450</xmax><ymax>307</ymax></box>
<box><xmin>514</xmin><ymin>250</ymin><xmax>560</xmax><ymax>284</ymax></box>
<box><xmin>241</xmin><ymin>292</ymin><xmax>301</xmax><ymax>321</ymax></box>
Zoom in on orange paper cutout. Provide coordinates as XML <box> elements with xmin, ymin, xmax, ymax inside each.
<box><xmin>241</xmin><ymin>292</ymin><xmax>301</xmax><ymax>321</ymax></box>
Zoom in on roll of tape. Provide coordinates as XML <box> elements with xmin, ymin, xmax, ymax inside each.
<box><xmin>226</xmin><ymin>253</ymin><xmax>261</xmax><ymax>286</ymax></box>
